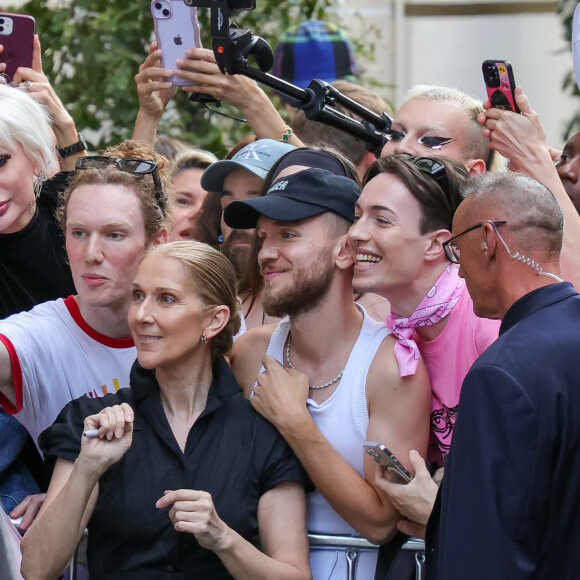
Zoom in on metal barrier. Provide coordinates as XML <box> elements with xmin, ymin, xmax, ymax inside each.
<box><xmin>69</xmin><ymin>529</ymin><xmax>88</xmax><ymax>580</ymax></box>
<box><xmin>308</xmin><ymin>533</ymin><xmax>425</xmax><ymax>580</ymax></box>
<box><xmin>70</xmin><ymin>531</ymin><xmax>425</xmax><ymax>580</ymax></box>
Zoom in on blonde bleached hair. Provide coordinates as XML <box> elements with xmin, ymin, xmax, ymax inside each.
<box><xmin>405</xmin><ymin>85</ymin><xmax>506</xmax><ymax>172</ymax></box>
<box><xmin>0</xmin><ymin>80</ymin><xmax>59</xmax><ymax>178</ymax></box>
<box><xmin>147</xmin><ymin>241</ymin><xmax>241</xmax><ymax>357</ymax></box>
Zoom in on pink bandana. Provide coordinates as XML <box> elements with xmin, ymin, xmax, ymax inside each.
<box><xmin>387</xmin><ymin>264</ymin><xmax>464</xmax><ymax>376</ymax></box>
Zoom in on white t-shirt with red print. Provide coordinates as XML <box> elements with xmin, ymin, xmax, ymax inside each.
<box><xmin>0</xmin><ymin>295</ymin><xmax>135</xmax><ymax>445</ymax></box>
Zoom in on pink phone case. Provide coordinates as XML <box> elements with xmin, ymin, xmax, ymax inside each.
<box><xmin>0</xmin><ymin>13</ymin><xmax>35</xmax><ymax>83</ymax></box>
<box><xmin>151</xmin><ymin>0</ymin><xmax>201</xmax><ymax>86</ymax></box>
<box><xmin>482</xmin><ymin>60</ymin><xmax>519</xmax><ymax>113</ymax></box>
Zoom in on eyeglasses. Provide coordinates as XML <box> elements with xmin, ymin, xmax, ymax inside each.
<box><xmin>387</xmin><ymin>129</ymin><xmax>456</xmax><ymax>150</ymax></box>
<box><xmin>75</xmin><ymin>156</ymin><xmax>165</xmax><ymax>213</ymax></box>
<box><xmin>443</xmin><ymin>220</ymin><xmax>506</xmax><ymax>263</ymax></box>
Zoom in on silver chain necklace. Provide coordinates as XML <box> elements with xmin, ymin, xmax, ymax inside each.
<box><xmin>285</xmin><ymin>333</ymin><xmax>346</xmax><ymax>390</ymax></box>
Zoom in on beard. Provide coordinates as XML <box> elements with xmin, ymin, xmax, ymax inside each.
<box><xmin>262</xmin><ymin>248</ymin><xmax>335</xmax><ymax>318</ymax></box>
<box><xmin>222</xmin><ymin>230</ymin><xmax>254</xmax><ymax>277</ymax></box>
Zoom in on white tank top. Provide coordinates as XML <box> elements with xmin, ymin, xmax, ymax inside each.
<box><xmin>260</xmin><ymin>305</ymin><xmax>392</xmax><ymax>579</ymax></box>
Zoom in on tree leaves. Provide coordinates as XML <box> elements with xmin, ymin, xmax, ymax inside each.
<box><xmin>20</xmin><ymin>0</ymin><xmax>372</xmax><ymax>156</ymax></box>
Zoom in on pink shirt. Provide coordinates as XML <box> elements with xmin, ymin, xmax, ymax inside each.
<box><xmin>414</xmin><ymin>285</ymin><xmax>500</xmax><ymax>465</ymax></box>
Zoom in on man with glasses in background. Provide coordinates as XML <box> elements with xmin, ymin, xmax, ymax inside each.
<box><xmin>426</xmin><ymin>171</ymin><xmax>580</xmax><ymax>579</ymax></box>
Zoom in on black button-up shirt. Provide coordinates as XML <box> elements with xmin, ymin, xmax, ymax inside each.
<box><xmin>41</xmin><ymin>357</ymin><xmax>310</xmax><ymax>579</ymax></box>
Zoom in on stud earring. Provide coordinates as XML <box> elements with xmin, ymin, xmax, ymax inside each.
<box><xmin>483</xmin><ymin>242</ymin><xmax>488</xmax><ymax>251</ymax></box>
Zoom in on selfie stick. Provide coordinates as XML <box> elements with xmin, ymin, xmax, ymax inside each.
<box><xmin>184</xmin><ymin>0</ymin><xmax>393</xmax><ymax>156</ymax></box>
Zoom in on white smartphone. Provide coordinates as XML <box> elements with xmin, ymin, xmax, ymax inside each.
<box><xmin>151</xmin><ymin>0</ymin><xmax>202</xmax><ymax>85</ymax></box>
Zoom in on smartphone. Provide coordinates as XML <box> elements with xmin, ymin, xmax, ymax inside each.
<box><xmin>364</xmin><ymin>443</ymin><xmax>412</xmax><ymax>484</ymax></box>
<box><xmin>151</xmin><ymin>0</ymin><xmax>202</xmax><ymax>86</ymax></box>
<box><xmin>482</xmin><ymin>60</ymin><xmax>520</xmax><ymax>113</ymax></box>
<box><xmin>0</xmin><ymin>13</ymin><xmax>35</xmax><ymax>83</ymax></box>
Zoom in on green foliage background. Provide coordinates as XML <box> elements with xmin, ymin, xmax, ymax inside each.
<box><xmin>15</xmin><ymin>0</ymin><xmax>347</xmax><ymax>156</ymax></box>
<box><xmin>559</xmin><ymin>0</ymin><xmax>580</xmax><ymax>139</ymax></box>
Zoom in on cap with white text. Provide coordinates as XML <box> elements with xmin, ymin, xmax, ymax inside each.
<box><xmin>223</xmin><ymin>168</ymin><xmax>361</xmax><ymax>229</ymax></box>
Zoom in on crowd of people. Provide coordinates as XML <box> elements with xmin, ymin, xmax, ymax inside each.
<box><xmin>1</xmin><ymin>8</ymin><xmax>580</xmax><ymax>580</ymax></box>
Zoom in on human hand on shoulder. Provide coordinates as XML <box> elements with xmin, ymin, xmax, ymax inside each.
<box><xmin>374</xmin><ymin>450</ymin><xmax>437</xmax><ymax>526</ymax></box>
<box><xmin>250</xmin><ymin>356</ymin><xmax>311</xmax><ymax>432</ymax></box>
<box><xmin>79</xmin><ymin>403</ymin><xmax>134</xmax><ymax>473</ymax></box>
<box><xmin>157</xmin><ymin>489</ymin><xmax>231</xmax><ymax>551</ymax></box>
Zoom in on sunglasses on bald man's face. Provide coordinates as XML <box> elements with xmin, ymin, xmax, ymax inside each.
<box><xmin>75</xmin><ymin>156</ymin><xmax>165</xmax><ymax>212</ymax></box>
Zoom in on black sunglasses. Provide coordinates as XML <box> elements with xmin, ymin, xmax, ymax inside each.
<box><xmin>75</xmin><ymin>156</ymin><xmax>166</xmax><ymax>214</ymax></box>
<box><xmin>401</xmin><ymin>154</ymin><xmax>449</xmax><ymax>193</ymax></box>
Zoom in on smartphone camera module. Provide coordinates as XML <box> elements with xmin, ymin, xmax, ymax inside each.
<box><xmin>0</xmin><ymin>16</ymin><xmax>13</xmax><ymax>35</ymax></box>
<box><xmin>152</xmin><ymin>0</ymin><xmax>172</xmax><ymax>19</ymax></box>
<box><xmin>484</xmin><ymin>64</ymin><xmax>500</xmax><ymax>88</ymax></box>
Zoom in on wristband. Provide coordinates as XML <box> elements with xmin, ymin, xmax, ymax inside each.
<box><xmin>56</xmin><ymin>133</ymin><xmax>88</xmax><ymax>158</ymax></box>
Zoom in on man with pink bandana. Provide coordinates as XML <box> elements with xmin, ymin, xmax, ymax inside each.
<box><xmin>348</xmin><ymin>153</ymin><xmax>500</xmax><ymax>537</ymax></box>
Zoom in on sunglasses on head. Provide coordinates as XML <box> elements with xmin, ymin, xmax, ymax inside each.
<box><xmin>75</xmin><ymin>156</ymin><xmax>166</xmax><ymax>213</ymax></box>
<box><xmin>400</xmin><ymin>153</ymin><xmax>450</xmax><ymax>194</ymax></box>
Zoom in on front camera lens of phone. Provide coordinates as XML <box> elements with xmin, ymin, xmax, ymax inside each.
<box><xmin>162</xmin><ymin>8</ymin><xmax>170</xmax><ymax>15</ymax></box>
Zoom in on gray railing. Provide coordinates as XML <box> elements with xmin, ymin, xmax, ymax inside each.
<box><xmin>308</xmin><ymin>533</ymin><xmax>425</xmax><ymax>580</ymax></box>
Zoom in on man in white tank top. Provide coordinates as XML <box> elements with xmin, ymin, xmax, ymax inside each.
<box><xmin>227</xmin><ymin>169</ymin><xmax>431</xmax><ymax>579</ymax></box>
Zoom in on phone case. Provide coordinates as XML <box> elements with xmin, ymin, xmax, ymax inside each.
<box><xmin>0</xmin><ymin>13</ymin><xmax>35</xmax><ymax>83</ymax></box>
<box><xmin>151</xmin><ymin>0</ymin><xmax>201</xmax><ymax>86</ymax></box>
<box><xmin>482</xmin><ymin>60</ymin><xmax>519</xmax><ymax>113</ymax></box>
<box><xmin>363</xmin><ymin>443</ymin><xmax>412</xmax><ymax>484</ymax></box>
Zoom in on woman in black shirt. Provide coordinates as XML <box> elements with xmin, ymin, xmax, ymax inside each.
<box><xmin>21</xmin><ymin>241</ymin><xmax>312</xmax><ymax>580</ymax></box>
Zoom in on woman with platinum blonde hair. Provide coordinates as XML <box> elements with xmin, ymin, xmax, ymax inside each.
<box><xmin>22</xmin><ymin>240</ymin><xmax>312</xmax><ymax>580</ymax></box>
<box><xmin>0</xmin><ymin>80</ymin><xmax>74</xmax><ymax>318</ymax></box>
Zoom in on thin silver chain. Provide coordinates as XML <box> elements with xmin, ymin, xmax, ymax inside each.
<box><xmin>285</xmin><ymin>333</ymin><xmax>346</xmax><ymax>390</ymax></box>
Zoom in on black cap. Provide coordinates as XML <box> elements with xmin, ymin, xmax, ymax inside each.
<box><xmin>224</xmin><ymin>168</ymin><xmax>361</xmax><ymax>230</ymax></box>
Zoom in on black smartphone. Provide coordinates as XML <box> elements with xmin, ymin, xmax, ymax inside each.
<box><xmin>363</xmin><ymin>443</ymin><xmax>412</xmax><ymax>484</ymax></box>
<box><xmin>482</xmin><ymin>60</ymin><xmax>520</xmax><ymax>113</ymax></box>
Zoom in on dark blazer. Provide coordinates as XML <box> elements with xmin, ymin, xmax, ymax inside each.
<box><xmin>426</xmin><ymin>283</ymin><xmax>580</xmax><ymax>579</ymax></box>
